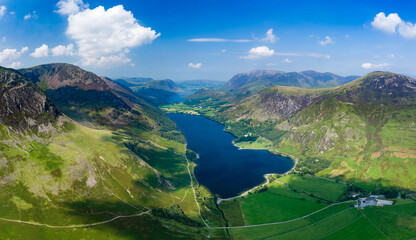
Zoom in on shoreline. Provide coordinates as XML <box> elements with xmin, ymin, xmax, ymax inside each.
<box><xmin>166</xmin><ymin>111</ymin><xmax>300</xmax><ymax>203</ymax></box>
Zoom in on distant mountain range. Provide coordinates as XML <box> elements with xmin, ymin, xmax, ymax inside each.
<box><xmin>114</xmin><ymin>77</ymin><xmax>224</xmax><ymax>105</ymax></box>
<box><xmin>220</xmin><ymin>70</ymin><xmax>360</xmax><ymax>96</ymax></box>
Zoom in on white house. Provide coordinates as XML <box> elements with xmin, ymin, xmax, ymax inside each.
<box><xmin>358</xmin><ymin>197</ymin><xmax>394</xmax><ymax>208</ymax></box>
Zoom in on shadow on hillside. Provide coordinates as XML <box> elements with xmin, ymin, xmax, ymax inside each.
<box><xmin>61</xmin><ymin>200</ymin><xmax>206</xmax><ymax>240</ymax></box>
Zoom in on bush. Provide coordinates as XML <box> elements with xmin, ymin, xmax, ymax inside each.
<box><xmin>296</xmin><ymin>157</ymin><xmax>331</xmax><ymax>174</ymax></box>
<box><xmin>186</xmin><ymin>149</ymin><xmax>199</xmax><ymax>161</ymax></box>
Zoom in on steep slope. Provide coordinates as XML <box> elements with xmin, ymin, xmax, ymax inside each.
<box><xmin>0</xmin><ymin>64</ymin><xmax>222</xmax><ymax>239</ymax></box>
<box><xmin>0</xmin><ymin>67</ymin><xmax>62</xmax><ymax>133</ymax></box>
<box><xmin>19</xmin><ymin>63</ymin><xmax>174</xmax><ymax>132</ymax></box>
<box><xmin>224</xmin><ymin>86</ymin><xmax>329</xmax><ymax>122</ymax></box>
<box><xmin>220</xmin><ymin>70</ymin><xmax>360</xmax><ymax>96</ymax></box>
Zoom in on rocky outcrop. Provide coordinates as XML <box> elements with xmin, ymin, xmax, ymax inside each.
<box><xmin>0</xmin><ymin>67</ymin><xmax>61</xmax><ymax>132</ymax></box>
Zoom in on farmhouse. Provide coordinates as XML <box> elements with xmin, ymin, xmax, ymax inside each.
<box><xmin>357</xmin><ymin>197</ymin><xmax>394</xmax><ymax>208</ymax></box>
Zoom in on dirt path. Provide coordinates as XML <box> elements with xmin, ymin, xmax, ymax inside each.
<box><xmin>183</xmin><ymin>149</ymin><xmax>211</xmax><ymax>229</ymax></box>
<box><xmin>0</xmin><ymin>211</ymin><xmax>150</xmax><ymax>229</ymax></box>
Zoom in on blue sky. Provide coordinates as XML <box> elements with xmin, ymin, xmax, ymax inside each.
<box><xmin>0</xmin><ymin>0</ymin><xmax>416</xmax><ymax>81</ymax></box>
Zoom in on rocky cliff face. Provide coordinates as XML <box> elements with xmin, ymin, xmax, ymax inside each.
<box><xmin>0</xmin><ymin>67</ymin><xmax>61</xmax><ymax>133</ymax></box>
<box><xmin>225</xmin><ymin>86</ymin><xmax>326</xmax><ymax>122</ymax></box>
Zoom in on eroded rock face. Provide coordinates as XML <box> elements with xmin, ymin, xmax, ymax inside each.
<box><xmin>0</xmin><ymin>67</ymin><xmax>60</xmax><ymax>132</ymax></box>
<box><xmin>256</xmin><ymin>91</ymin><xmax>321</xmax><ymax>121</ymax></box>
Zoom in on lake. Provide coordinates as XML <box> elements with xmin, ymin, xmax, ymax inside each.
<box><xmin>168</xmin><ymin>113</ymin><xmax>294</xmax><ymax>198</ymax></box>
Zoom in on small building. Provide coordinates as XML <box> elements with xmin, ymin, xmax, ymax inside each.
<box><xmin>350</xmin><ymin>193</ymin><xmax>361</xmax><ymax>198</ymax></box>
<box><xmin>376</xmin><ymin>199</ymin><xmax>394</xmax><ymax>207</ymax></box>
<box><xmin>358</xmin><ymin>197</ymin><xmax>394</xmax><ymax>208</ymax></box>
<box><xmin>359</xmin><ymin>197</ymin><xmax>377</xmax><ymax>208</ymax></box>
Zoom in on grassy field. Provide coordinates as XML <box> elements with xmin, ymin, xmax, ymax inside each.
<box><xmin>217</xmin><ymin>199</ymin><xmax>416</xmax><ymax>240</ymax></box>
<box><xmin>363</xmin><ymin>199</ymin><xmax>416</xmax><ymax>240</ymax></box>
<box><xmin>237</xmin><ymin>181</ymin><xmax>329</xmax><ymax>225</ymax></box>
<box><xmin>217</xmin><ymin>174</ymin><xmax>416</xmax><ymax>240</ymax></box>
<box><xmin>278</xmin><ymin>174</ymin><xmax>349</xmax><ymax>202</ymax></box>
<box><xmin>221</xmin><ymin>202</ymin><xmax>354</xmax><ymax>240</ymax></box>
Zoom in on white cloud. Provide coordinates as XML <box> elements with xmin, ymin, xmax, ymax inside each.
<box><xmin>266</xmin><ymin>63</ymin><xmax>277</xmax><ymax>66</ymax></box>
<box><xmin>24</xmin><ymin>11</ymin><xmax>37</xmax><ymax>20</ymax></box>
<box><xmin>187</xmin><ymin>38</ymin><xmax>252</xmax><ymax>42</ymax></box>
<box><xmin>6</xmin><ymin>62</ymin><xmax>22</xmax><ymax>68</ymax></box>
<box><xmin>221</xmin><ymin>49</ymin><xmax>226</xmax><ymax>53</ymax></box>
<box><xmin>1</xmin><ymin>36</ymin><xmax>5</xmax><ymax>42</ymax></box>
<box><xmin>361</xmin><ymin>62</ymin><xmax>390</xmax><ymax>69</ymax></box>
<box><xmin>188</xmin><ymin>62</ymin><xmax>202</xmax><ymax>69</ymax></box>
<box><xmin>0</xmin><ymin>6</ymin><xmax>6</xmax><ymax>18</ymax></box>
<box><xmin>372</xmin><ymin>12</ymin><xmax>416</xmax><ymax>39</ymax></box>
<box><xmin>240</xmin><ymin>46</ymin><xmax>275</xmax><ymax>60</ymax></box>
<box><xmin>345</xmin><ymin>34</ymin><xmax>350</xmax><ymax>39</ymax></box>
<box><xmin>283</xmin><ymin>58</ymin><xmax>292</xmax><ymax>63</ymax></box>
<box><xmin>30</xmin><ymin>44</ymin><xmax>49</xmax><ymax>58</ymax></box>
<box><xmin>262</xmin><ymin>28</ymin><xmax>278</xmax><ymax>43</ymax></box>
<box><xmin>0</xmin><ymin>47</ymin><xmax>28</xmax><ymax>65</ymax></box>
<box><xmin>65</xmin><ymin>5</ymin><xmax>160</xmax><ymax>67</ymax></box>
<box><xmin>56</xmin><ymin>0</ymin><xmax>88</xmax><ymax>15</ymax></box>
<box><xmin>397</xmin><ymin>21</ymin><xmax>416</xmax><ymax>39</ymax></box>
<box><xmin>318</xmin><ymin>36</ymin><xmax>335</xmax><ymax>46</ymax></box>
<box><xmin>51</xmin><ymin>44</ymin><xmax>75</xmax><ymax>56</ymax></box>
<box><xmin>387</xmin><ymin>54</ymin><xmax>395</xmax><ymax>58</ymax></box>
<box><xmin>371</xmin><ymin>12</ymin><xmax>401</xmax><ymax>34</ymax></box>
<box><xmin>83</xmin><ymin>53</ymin><xmax>131</xmax><ymax>66</ymax></box>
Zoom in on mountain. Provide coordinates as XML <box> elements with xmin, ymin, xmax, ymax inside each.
<box><xmin>113</xmin><ymin>77</ymin><xmax>184</xmax><ymax>106</ymax></box>
<box><xmin>188</xmin><ymin>72</ymin><xmax>416</xmax><ymax>192</ymax></box>
<box><xmin>114</xmin><ymin>77</ymin><xmax>154</xmax><ymax>87</ymax></box>
<box><xmin>220</xmin><ymin>70</ymin><xmax>360</xmax><ymax>96</ymax></box>
<box><xmin>0</xmin><ymin>63</ymin><xmax>223</xmax><ymax>239</ymax></box>
<box><xmin>142</xmin><ymin>79</ymin><xmax>182</xmax><ymax>92</ymax></box>
<box><xmin>177</xmin><ymin>79</ymin><xmax>225</xmax><ymax>90</ymax></box>
<box><xmin>0</xmin><ymin>67</ymin><xmax>61</xmax><ymax>133</ymax></box>
<box><xmin>115</xmin><ymin>78</ymin><xmax>181</xmax><ymax>92</ymax></box>
<box><xmin>19</xmin><ymin>63</ymin><xmax>172</xmax><ymax>132</ymax></box>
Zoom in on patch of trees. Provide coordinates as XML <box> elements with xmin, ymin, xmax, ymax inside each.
<box><xmin>373</xmin><ymin>189</ymin><xmax>400</xmax><ymax>198</ymax></box>
<box><xmin>253</xmin><ymin>185</ymin><xmax>268</xmax><ymax>194</ymax></box>
<box><xmin>296</xmin><ymin>157</ymin><xmax>331</xmax><ymax>174</ymax></box>
<box><xmin>159</xmin><ymin>130</ymin><xmax>186</xmax><ymax>144</ymax></box>
<box><xmin>234</xmin><ymin>135</ymin><xmax>258</xmax><ymax>143</ymax></box>
<box><xmin>186</xmin><ymin>149</ymin><xmax>199</xmax><ymax>162</ymax></box>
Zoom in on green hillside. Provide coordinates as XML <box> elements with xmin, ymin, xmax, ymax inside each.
<box><xmin>167</xmin><ymin>72</ymin><xmax>416</xmax><ymax>193</ymax></box>
<box><xmin>0</xmin><ymin>65</ymin><xmax>227</xmax><ymax>239</ymax></box>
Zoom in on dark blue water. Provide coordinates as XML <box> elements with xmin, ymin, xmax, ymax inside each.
<box><xmin>168</xmin><ymin>113</ymin><xmax>294</xmax><ymax>198</ymax></box>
